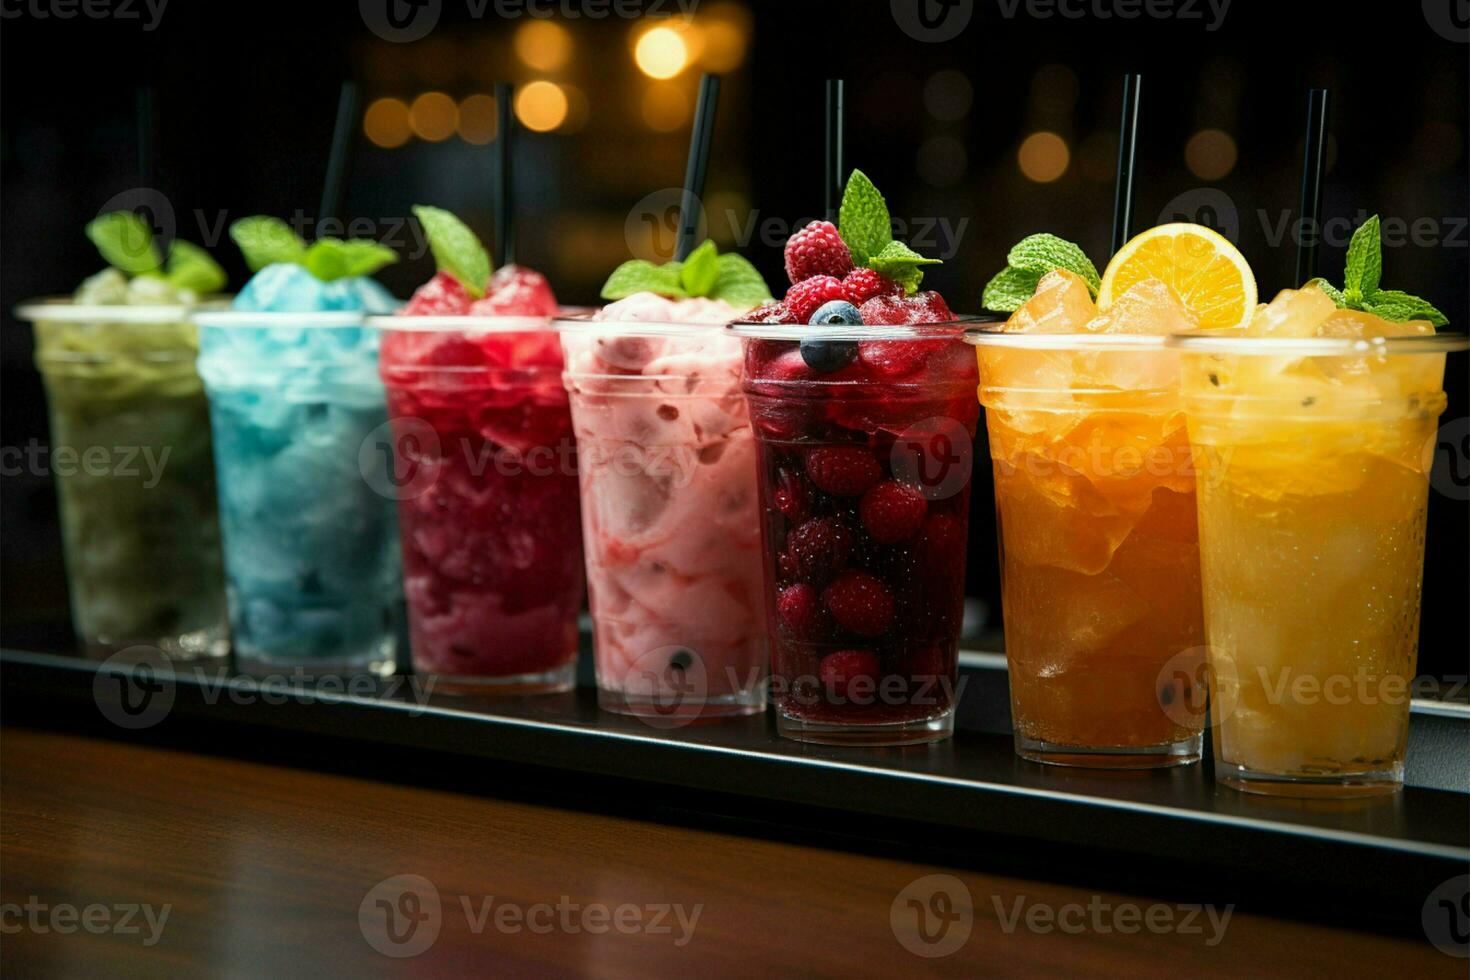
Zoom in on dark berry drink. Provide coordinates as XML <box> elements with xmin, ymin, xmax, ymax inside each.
<box><xmin>737</xmin><ymin>322</ymin><xmax>980</xmax><ymax>744</ymax></box>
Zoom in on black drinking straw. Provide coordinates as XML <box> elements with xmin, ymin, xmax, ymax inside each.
<box><xmin>1295</xmin><ymin>88</ymin><xmax>1330</xmax><ymax>285</ymax></box>
<box><xmin>825</xmin><ymin>79</ymin><xmax>845</xmax><ymax>223</ymax></box>
<box><xmin>675</xmin><ymin>73</ymin><xmax>720</xmax><ymax>261</ymax></box>
<box><xmin>133</xmin><ymin>84</ymin><xmax>165</xmax><ymax>268</ymax></box>
<box><xmin>494</xmin><ymin>82</ymin><xmax>515</xmax><ymax>267</ymax></box>
<box><xmin>319</xmin><ymin>80</ymin><xmax>359</xmax><ymax>230</ymax></box>
<box><xmin>1111</xmin><ymin>74</ymin><xmax>1142</xmax><ymax>256</ymax></box>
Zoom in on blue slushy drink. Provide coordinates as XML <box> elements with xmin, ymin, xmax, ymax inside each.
<box><xmin>197</xmin><ymin>218</ymin><xmax>403</xmax><ymax>675</ymax></box>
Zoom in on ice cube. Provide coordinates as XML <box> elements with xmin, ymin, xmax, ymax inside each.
<box><xmin>1245</xmin><ymin>286</ymin><xmax>1336</xmax><ymax>338</ymax></box>
<box><xmin>1086</xmin><ymin>278</ymin><xmax>1198</xmax><ymax>336</ymax></box>
<box><xmin>1005</xmin><ymin>269</ymin><xmax>1096</xmax><ymax>334</ymax></box>
<box><xmin>233</xmin><ymin>263</ymin><xmax>331</xmax><ymax>313</ymax></box>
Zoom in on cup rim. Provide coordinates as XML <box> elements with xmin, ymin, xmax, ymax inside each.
<box><xmin>966</xmin><ymin>327</ymin><xmax>1170</xmax><ymax>350</ymax></box>
<box><xmin>15</xmin><ymin>296</ymin><xmax>226</xmax><ymax>323</ymax></box>
<box><xmin>371</xmin><ymin>306</ymin><xmax>595</xmax><ymax>332</ymax></box>
<box><xmin>1165</xmin><ymin>330</ymin><xmax>1470</xmax><ymax>356</ymax></box>
<box><xmin>730</xmin><ymin>315</ymin><xmax>996</xmax><ymax>342</ymax></box>
<box><xmin>194</xmin><ymin>310</ymin><xmax>370</xmax><ymax>329</ymax></box>
<box><xmin>553</xmin><ymin>311</ymin><xmax>739</xmax><ymax>338</ymax></box>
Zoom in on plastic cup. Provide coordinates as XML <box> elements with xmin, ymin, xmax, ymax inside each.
<box><xmin>18</xmin><ymin>299</ymin><xmax>228</xmax><ymax>660</ymax></box>
<box><xmin>370</xmin><ymin>314</ymin><xmax>584</xmax><ymax>694</ymax></box>
<box><xmin>195</xmin><ymin>311</ymin><xmax>401</xmax><ymax>677</ymax></box>
<box><xmin>1171</xmin><ymin>330</ymin><xmax>1467</xmax><ymax>796</ymax></box>
<box><xmin>558</xmin><ymin>317</ymin><xmax>767</xmax><ymax>721</ymax></box>
<box><xmin>734</xmin><ymin>321</ymin><xmax>981</xmax><ymax>745</ymax></box>
<box><xmin>970</xmin><ymin>331</ymin><xmax>1206</xmax><ymax>768</ymax></box>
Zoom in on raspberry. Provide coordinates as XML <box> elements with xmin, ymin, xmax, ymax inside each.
<box><xmin>842</xmin><ymin>268</ymin><xmax>902</xmax><ymax>305</ymax></box>
<box><xmin>858</xmin><ymin>340</ymin><xmax>930</xmax><ymax>379</ymax></box>
<box><xmin>774</xmin><ymin>467</ymin><xmax>812</xmax><ymax>522</ymax></box>
<box><xmin>804</xmin><ymin>446</ymin><xmax>883</xmax><ymax>497</ymax></box>
<box><xmin>819</xmin><ymin>649</ymin><xmax>880</xmax><ymax>699</ymax></box>
<box><xmin>777</xmin><ymin>583</ymin><xmax>826</xmax><ymax>639</ymax></box>
<box><xmin>787</xmin><ymin>517</ymin><xmax>853</xmax><ymax>585</ymax></box>
<box><xmin>777</xmin><ymin>550</ymin><xmax>799</xmax><ymax>584</ymax></box>
<box><xmin>404</xmin><ymin>271</ymin><xmax>473</xmax><ymax>316</ymax></box>
<box><xmin>823</xmin><ymin>570</ymin><xmax>896</xmax><ymax>637</ymax></box>
<box><xmin>784</xmin><ymin>276</ymin><xmax>848</xmax><ymax>323</ymax></box>
<box><xmin>918</xmin><ymin>513</ymin><xmax>965</xmax><ymax>567</ymax></box>
<box><xmin>744</xmin><ymin>302</ymin><xmax>799</xmax><ymax>324</ymax></box>
<box><xmin>907</xmin><ymin>291</ymin><xmax>955</xmax><ymax>322</ymax></box>
<box><xmin>860</xmin><ymin>480</ymin><xmax>929</xmax><ymax>543</ymax></box>
<box><xmin>857</xmin><ymin>295</ymin><xmax>912</xmax><ymax>326</ymax></box>
<box><xmin>784</xmin><ymin>220</ymin><xmax>853</xmax><ymax>284</ymax></box>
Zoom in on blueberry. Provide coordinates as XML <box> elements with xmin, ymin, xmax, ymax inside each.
<box><xmin>808</xmin><ymin>300</ymin><xmax>863</xmax><ymax>326</ymax></box>
<box><xmin>800</xmin><ymin>338</ymin><xmax>858</xmax><ymax>372</ymax></box>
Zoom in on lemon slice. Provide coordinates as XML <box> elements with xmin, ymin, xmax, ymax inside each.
<box><xmin>1097</xmin><ymin>223</ymin><xmax>1257</xmax><ymax>330</ymax></box>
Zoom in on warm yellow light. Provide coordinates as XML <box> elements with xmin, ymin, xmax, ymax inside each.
<box><xmin>641</xmin><ymin>83</ymin><xmax>689</xmax><ymax>132</ymax></box>
<box><xmin>457</xmin><ymin>94</ymin><xmax>498</xmax><ymax>145</ymax></box>
<box><xmin>515</xmin><ymin>81</ymin><xmax>569</xmax><ymax>133</ymax></box>
<box><xmin>698</xmin><ymin>19</ymin><xmax>746</xmax><ymax>72</ymax></box>
<box><xmin>559</xmin><ymin>84</ymin><xmax>589</xmax><ymax>133</ymax></box>
<box><xmin>409</xmin><ymin>92</ymin><xmax>458</xmax><ymax>142</ymax></box>
<box><xmin>514</xmin><ymin>20</ymin><xmax>572</xmax><ymax>71</ymax></box>
<box><xmin>635</xmin><ymin>26</ymin><xmax>689</xmax><ymax>79</ymax></box>
<box><xmin>1018</xmin><ymin>131</ymin><xmax>1070</xmax><ymax>183</ymax></box>
<box><xmin>363</xmin><ymin>97</ymin><xmax>411</xmax><ymax>149</ymax></box>
<box><xmin>1184</xmin><ymin>128</ymin><xmax>1238</xmax><ymax>181</ymax></box>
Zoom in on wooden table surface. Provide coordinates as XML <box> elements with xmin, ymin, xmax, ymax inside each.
<box><xmin>0</xmin><ymin>727</ymin><xmax>1453</xmax><ymax>978</ymax></box>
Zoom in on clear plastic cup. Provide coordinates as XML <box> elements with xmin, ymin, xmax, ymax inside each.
<box><xmin>1171</xmin><ymin>330</ymin><xmax>1467</xmax><ymax>796</ymax></box>
<box><xmin>195</xmin><ymin>311</ymin><xmax>401</xmax><ymax>676</ymax></box>
<box><xmin>733</xmin><ymin>321</ymin><xmax>981</xmax><ymax>745</ymax></box>
<box><xmin>18</xmin><ymin>299</ymin><xmax>228</xmax><ymax>660</ymax></box>
<box><xmin>970</xmin><ymin>330</ymin><xmax>1207</xmax><ymax>768</ymax></box>
<box><xmin>558</xmin><ymin>317</ymin><xmax>767</xmax><ymax>721</ymax></box>
<box><xmin>370</xmin><ymin>314</ymin><xmax>584</xmax><ymax>694</ymax></box>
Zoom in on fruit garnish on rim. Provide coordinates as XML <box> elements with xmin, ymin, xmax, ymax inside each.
<box><xmin>745</xmin><ymin>169</ymin><xmax>953</xmax><ymax>334</ymax></box>
<box><xmin>982</xmin><ymin>222</ymin><xmax>1255</xmax><ymax>334</ymax></box>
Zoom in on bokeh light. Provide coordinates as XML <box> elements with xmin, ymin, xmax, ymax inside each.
<box><xmin>917</xmin><ymin>136</ymin><xmax>968</xmax><ymax>187</ymax></box>
<box><xmin>641</xmin><ymin>82</ymin><xmax>690</xmax><ymax>132</ymax></box>
<box><xmin>635</xmin><ymin>26</ymin><xmax>689</xmax><ymax>79</ymax></box>
<box><xmin>363</xmin><ymin>97</ymin><xmax>411</xmax><ymax>149</ymax></box>
<box><xmin>515</xmin><ymin>81</ymin><xmax>568</xmax><ymax>133</ymax></box>
<box><xmin>923</xmin><ymin>70</ymin><xmax>973</xmax><ymax>122</ymax></box>
<box><xmin>514</xmin><ymin>20</ymin><xmax>572</xmax><ymax>71</ymax></box>
<box><xmin>409</xmin><ymin>92</ymin><xmax>458</xmax><ymax>142</ymax></box>
<box><xmin>457</xmin><ymin>94</ymin><xmax>497</xmax><ymax>145</ymax></box>
<box><xmin>1018</xmin><ymin>131</ymin><xmax>1070</xmax><ymax>182</ymax></box>
<box><xmin>1184</xmin><ymin>129</ymin><xmax>1238</xmax><ymax>180</ymax></box>
<box><xmin>699</xmin><ymin>4</ymin><xmax>749</xmax><ymax>72</ymax></box>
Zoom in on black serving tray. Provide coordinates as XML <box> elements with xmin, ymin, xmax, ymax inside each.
<box><xmin>2</xmin><ymin>643</ymin><xmax>1466</xmax><ymax>937</ymax></box>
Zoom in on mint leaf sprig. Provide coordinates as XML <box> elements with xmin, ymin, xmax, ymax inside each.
<box><xmin>230</xmin><ymin>215</ymin><xmax>398</xmax><ymax>285</ymax></box>
<box><xmin>837</xmin><ymin>169</ymin><xmax>942</xmax><ymax>294</ymax></box>
<box><xmin>600</xmin><ymin>239</ymin><xmax>773</xmax><ymax>309</ymax></box>
<box><xmin>1307</xmin><ymin>215</ymin><xmax>1447</xmax><ymax>327</ymax></box>
<box><xmin>86</xmin><ymin>211</ymin><xmax>228</xmax><ymax>294</ymax></box>
<box><xmin>981</xmin><ymin>234</ymin><xmax>1100</xmax><ymax>312</ymax></box>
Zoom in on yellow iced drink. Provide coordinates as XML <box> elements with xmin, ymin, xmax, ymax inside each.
<box><xmin>1176</xmin><ymin>285</ymin><xmax>1461</xmax><ymax>795</ymax></box>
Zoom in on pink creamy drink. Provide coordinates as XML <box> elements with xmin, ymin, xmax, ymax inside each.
<box><xmin>560</xmin><ymin>292</ymin><xmax>766</xmax><ymax>720</ymax></box>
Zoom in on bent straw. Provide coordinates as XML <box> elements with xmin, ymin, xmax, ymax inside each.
<box><xmin>1295</xmin><ymin>88</ymin><xmax>1330</xmax><ymax>284</ymax></box>
<box><xmin>1111</xmin><ymin>74</ymin><xmax>1142</xmax><ymax>256</ymax></box>
<box><xmin>825</xmin><ymin>79</ymin><xmax>845</xmax><ymax>223</ymax></box>
<box><xmin>319</xmin><ymin>80</ymin><xmax>359</xmax><ymax>229</ymax></box>
<box><xmin>676</xmin><ymin>73</ymin><xmax>720</xmax><ymax>261</ymax></box>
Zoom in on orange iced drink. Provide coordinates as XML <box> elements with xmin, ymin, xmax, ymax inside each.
<box><xmin>973</xmin><ymin>223</ymin><xmax>1257</xmax><ymax>767</ymax></box>
<box><xmin>1176</xmin><ymin>285</ymin><xmax>1462</xmax><ymax>796</ymax></box>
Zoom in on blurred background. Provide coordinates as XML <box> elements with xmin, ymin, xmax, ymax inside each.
<box><xmin>2</xmin><ymin>1</ymin><xmax>1466</xmax><ymax>680</ymax></box>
